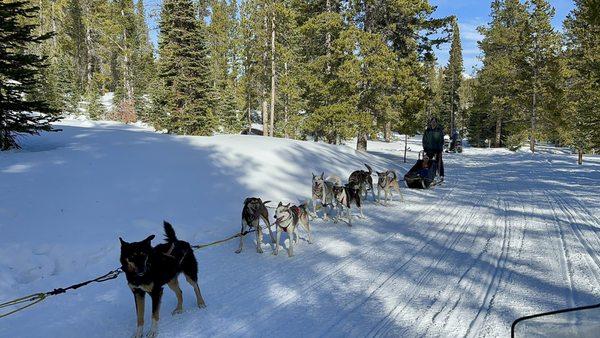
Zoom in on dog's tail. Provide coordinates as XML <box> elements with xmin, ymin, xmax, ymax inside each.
<box><xmin>364</xmin><ymin>163</ymin><xmax>372</xmax><ymax>174</ymax></box>
<box><xmin>163</xmin><ymin>221</ymin><xmax>178</xmax><ymax>242</ymax></box>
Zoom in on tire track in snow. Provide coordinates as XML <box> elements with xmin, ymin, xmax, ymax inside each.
<box><xmin>542</xmin><ymin>191</ymin><xmax>577</xmax><ymax>308</ymax></box>
<box><xmin>324</xmin><ymin>188</ymin><xmax>487</xmax><ymax>337</ymax></box>
<box><xmin>422</xmin><ymin>190</ymin><xmax>513</xmax><ymax>337</ymax></box>
<box><xmin>548</xmin><ymin>191</ymin><xmax>600</xmax><ymax>285</ymax></box>
<box><xmin>554</xmin><ymin>192</ymin><xmax>600</xmax><ymax>245</ymax></box>
<box><xmin>362</xmin><ymin>186</ymin><xmax>491</xmax><ymax>337</ymax></box>
<box><xmin>218</xmin><ymin>182</ymin><xmax>459</xmax><ymax>336</ymax></box>
<box><xmin>409</xmin><ymin>193</ymin><xmax>494</xmax><ymax>337</ymax></box>
<box><xmin>464</xmin><ymin>186</ymin><xmax>512</xmax><ymax>338</ymax></box>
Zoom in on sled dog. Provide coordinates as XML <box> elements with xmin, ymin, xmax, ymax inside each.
<box><xmin>348</xmin><ymin>164</ymin><xmax>375</xmax><ymax>201</ymax></box>
<box><xmin>236</xmin><ymin>197</ymin><xmax>275</xmax><ymax>254</ymax></box>
<box><xmin>119</xmin><ymin>221</ymin><xmax>206</xmax><ymax>338</ymax></box>
<box><xmin>332</xmin><ymin>183</ymin><xmax>363</xmax><ymax>226</ymax></box>
<box><xmin>273</xmin><ymin>202</ymin><xmax>312</xmax><ymax>257</ymax></box>
<box><xmin>311</xmin><ymin>172</ymin><xmax>341</xmax><ymax>219</ymax></box>
<box><xmin>376</xmin><ymin>170</ymin><xmax>404</xmax><ymax>205</ymax></box>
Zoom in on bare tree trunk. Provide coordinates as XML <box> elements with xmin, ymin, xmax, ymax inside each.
<box><xmin>86</xmin><ymin>27</ymin><xmax>93</xmax><ymax>92</ymax></box>
<box><xmin>262</xmin><ymin>100</ymin><xmax>268</xmax><ymax>136</ymax></box>
<box><xmin>247</xmin><ymin>104</ymin><xmax>251</xmax><ymax>133</ymax></box>
<box><xmin>450</xmin><ymin>71</ymin><xmax>455</xmax><ymax>135</ymax></box>
<box><xmin>404</xmin><ymin>134</ymin><xmax>408</xmax><ymax>163</ymax></box>
<box><xmin>283</xmin><ymin>62</ymin><xmax>288</xmax><ymax>138</ymax></box>
<box><xmin>51</xmin><ymin>0</ymin><xmax>57</xmax><ymax>50</ymax></box>
<box><xmin>357</xmin><ymin>133</ymin><xmax>367</xmax><ymax>152</ymax></box>
<box><xmin>530</xmin><ymin>68</ymin><xmax>537</xmax><ymax>154</ymax></box>
<box><xmin>495</xmin><ymin>116</ymin><xmax>502</xmax><ymax>148</ymax></box>
<box><xmin>384</xmin><ymin>121</ymin><xmax>392</xmax><ymax>142</ymax></box>
<box><xmin>578</xmin><ymin>148</ymin><xmax>583</xmax><ymax>165</ymax></box>
<box><xmin>121</xmin><ymin>10</ymin><xmax>133</xmax><ymax>100</ymax></box>
<box><xmin>269</xmin><ymin>7</ymin><xmax>275</xmax><ymax>137</ymax></box>
<box><xmin>262</xmin><ymin>10</ymin><xmax>268</xmax><ymax>136</ymax></box>
<box><xmin>325</xmin><ymin>0</ymin><xmax>331</xmax><ymax>74</ymax></box>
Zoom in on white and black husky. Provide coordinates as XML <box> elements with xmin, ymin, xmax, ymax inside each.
<box><xmin>273</xmin><ymin>202</ymin><xmax>312</xmax><ymax>257</ymax></box>
<box><xmin>332</xmin><ymin>183</ymin><xmax>363</xmax><ymax>226</ymax></box>
<box><xmin>311</xmin><ymin>172</ymin><xmax>341</xmax><ymax>220</ymax></box>
<box><xmin>236</xmin><ymin>197</ymin><xmax>275</xmax><ymax>254</ymax></box>
<box><xmin>376</xmin><ymin>170</ymin><xmax>404</xmax><ymax>205</ymax></box>
<box><xmin>348</xmin><ymin>164</ymin><xmax>376</xmax><ymax>201</ymax></box>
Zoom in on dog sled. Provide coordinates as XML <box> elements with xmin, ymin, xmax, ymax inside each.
<box><xmin>404</xmin><ymin>151</ymin><xmax>439</xmax><ymax>189</ymax></box>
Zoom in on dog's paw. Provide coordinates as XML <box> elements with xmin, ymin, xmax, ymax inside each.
<box><xmin>145</xmin><ymin>330</ymin><xmax>157</xmax><ymax>338</ymax></box>
<box><xmin>198</xmin><ymin>301</ymin><xmax>207</xmax><ymax>309</ymax></box>
<box><xmin>132</xmin><ymin>328</ymin><xmax>144</xmax><ymax>338</ymax></box>
<box><xmin>256</xmin><ymin>247</ymin><xmax>264</xmax><ymax>254</ymax></box>
<box><xmin>234</xmin><ymin>248</ymin><xmax>242</xmax><ymax>254</ymax></box>
<box><xmin>172</xmin><ymin>308</ymin><xmax>184</xmax><ymax>315</ymax></box>
<box><xmin>272</xmin><ymin>251</ymin><xmax>278</xmax><ymax>256</ymax></box>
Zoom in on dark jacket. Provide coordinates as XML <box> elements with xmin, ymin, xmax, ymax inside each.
<box><xmin>423</xmin><ymin>125</ymin><xmax>444</xmax><ymax>152</ymax></box>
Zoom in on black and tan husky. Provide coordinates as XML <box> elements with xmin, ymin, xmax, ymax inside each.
<box><xmin>236</xmin><ymin>197</ymin><xmax>275</xmax><ymax>254</ymax></box>
<box><xmin>332</xmin><ymin>183</ymin><xmax>363</xmax><ymax>226</ymax></box>
<box><xmin>348</xmin><ymin>164</ymin><xmax>376</xmax><ymax>201</ymax></box>
<box><xmin>119</xmin><ymin>221</ymin><xmax>207</xmax><ymax>338</ymax></box>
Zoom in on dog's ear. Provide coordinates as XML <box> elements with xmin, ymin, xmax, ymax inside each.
<box><xmin>320</xmin><ymin>172</ymin><xmax>324</xmax><ymax>179</ymax></box>
<box><xmin>312</xmin><ymin>172</ymin><xmax>315</xmax><ymax>178</ymax></box>
<box><xmin>285</xmin><ymin>203</ymin><xmax>291</xmax><ymax>207</ymax></box>
<box><xmin>278</xmin><ymin>201</ymin><xmax>282</xmax><ymax>206</ymax></box>
<box><xmin>143</xmin><ymin>235</ymin><xmax>155</xmax><ymax>244</ymax></box>
<box><xmin>263</xmin><ymin>200</ymin><xmax>271</xmax><ymax>206</ymax></box>
<box><xmin>119</xmin><ymin>237</ymin><xmax>128</xmax><ymax>246</ymax></box>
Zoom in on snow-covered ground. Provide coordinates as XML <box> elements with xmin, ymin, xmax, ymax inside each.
<box><xmin>1</xmin><ymin>119</ymin><xmax>599</xmax><ymax>337</ymax></box>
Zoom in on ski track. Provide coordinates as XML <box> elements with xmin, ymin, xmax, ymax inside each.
<box><xmin>334</xmin><ymin>186</ymin><xmax>481</xmax><ymax>337</ymax></box>
<box><xmin>543</xmin><ymin>190</ymin><xmax>579</xmax><ymax>308</ymax></box>
<box><xmin>368</xmin><ymin>191</ymin><xmax>489</xmax><ymax>337</ymax></box>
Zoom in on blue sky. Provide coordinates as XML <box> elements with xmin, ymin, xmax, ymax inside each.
<box><xmin>144</xmin><ymin>0</ymin><xmax>576</xmax><ymax>75</ymax></box>
<box><xmin>431</xmin><ymin>0</ymin><xmax>575</xmax><ymax>75</ymax></box>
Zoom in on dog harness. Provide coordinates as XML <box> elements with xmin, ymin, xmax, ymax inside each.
<box><xmin>276</xmin><ymin>206</ymin><xmax>301</xmax><ymax>232</ymax></box>
<box><xmin>312</xmin><ymin>182</ymin><xmax>323</xmax><ymax>200</ymax></box>
<box><xmin>161</xmin><ymin>243</ymin><xmax>187</xmax><ymax>265</ymax></box>
<box><xmin>336</xmin><ymin>188</ymin><xmax>348</xmax><ymax>207</ymax></box>
<box><xmin>378</xmin><ymin>171</ymin><xmax>397</xmax><ymax>189</ymax></box>
<box><xmin>242</xmin><ymin>200</ymin><xmax>264</xmax><ymax>228</ymax></box>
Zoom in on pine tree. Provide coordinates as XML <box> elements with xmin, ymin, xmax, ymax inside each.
<box><xmin>86</xmin><ymin>90</ymin><xmax>104</xmax><ymax>120</ymax></box>
<box><xmin>156</xmin><ymin>0</ymin><xmax>214</xmax><ymax>135</ymax></box>
<box><xmin>441</xmin><ymin>17</ymin><xmax>463</xmax><ymax>135</ymax></box>
<box><xmin>207</xmin><ymin>0</ymin><xmax>242</xmax><ymax>133</ymax></box>
<box><xmin>0</xmin><ymin>0</ymin><xmax>59</xmax><ymax>150</ymax></box>
<box><xmin>471</xmin><ymin>0</ymin><xmax>529</xmax><ymax>148</ymax></box>
<box><xmin>563</xmin><ymin>0</ymin><xmax>600</xmax><ymax>163</ymax></box>
<box><xmin>517</xmin><ymin>0</ymin><xmax>562</xmax><ymax>153</ymax></box>
<box><xmin>133</xmin><ymin>0</ymin><xmax>156</xmax><ymax>122</ymax></box>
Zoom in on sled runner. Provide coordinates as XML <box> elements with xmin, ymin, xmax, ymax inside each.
<box><xmin>404</xmin><ymin>151</ymin><xmax>439</xmax><ymax>189</ymax></box>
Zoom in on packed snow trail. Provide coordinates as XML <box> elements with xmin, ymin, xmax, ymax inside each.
<box><xmin>0</xmin><ymin>119</ymin><xmax>599</xmax><ymax>337</ymax></box>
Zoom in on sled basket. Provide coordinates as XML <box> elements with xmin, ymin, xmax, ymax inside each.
<box><xmin>404</xmin><ymin>152</ymin><xmax>438</xmax><ymax>189</ymax></box>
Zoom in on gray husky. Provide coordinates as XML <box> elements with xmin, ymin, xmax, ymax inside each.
<box><xmin>311</xmin><ymin>172</ymin><xmax>341</xmax><ymax>220</ymax></box>
<box><xmin>236</xmin><ymin>197</ymin><xmax>275</xmax><ymax>254</ymax></box>
<box><xmin>376</xmin><ymin>170</ymin><xmax>404</xmax><ymax>205</ymax></box>
<box><xmin>348</xmin><ymin>164</ymin><xmax>376</xmax><ymax>201</ymax></box>
<box><xmin>273</xmin><ymin>202</ymin><xmax>312</xmax><ymax>257</ymax></box>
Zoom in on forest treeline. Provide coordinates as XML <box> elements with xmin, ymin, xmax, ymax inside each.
<box><xmin>1</xmin><ymin>0</ymin><xmax>599</xmax><ymax>159</ymax></box>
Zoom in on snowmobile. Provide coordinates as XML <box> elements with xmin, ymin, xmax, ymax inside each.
<box><xmin>404</xmin><ymin>151</ymin><xmax>440</xmax><ymax>189</ymax></box>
